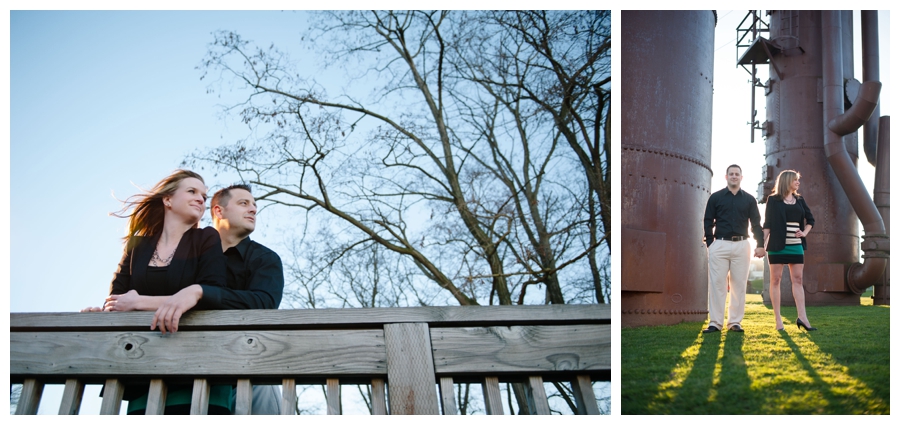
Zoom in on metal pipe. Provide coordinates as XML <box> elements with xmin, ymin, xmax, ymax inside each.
<box><xmin>862</xmin><ymin>11</ymin><xmax>881</xmax><ymax>165</ymax></box>
<box><xmin>821</xmin><ymin>11</ymin><xmax>887</xmax><ymax>293</ymax></box>
<box><xmin>828</xmin><ymin>81</ymin><xmax>881</xmax><ymax>135</ymax></box>
<box><xmin>872</xmin><ymin>116</ymin><xmax>890</xmax><ymax>304</ymax></box>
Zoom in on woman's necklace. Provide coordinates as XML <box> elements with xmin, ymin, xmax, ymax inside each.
<box><xmin>151</xmin><ymin>243</ymin><xmax>176</xmax><ymax>267</ymax></box>
<box><xmin>784</xmin><ymin>195</ymin><xmax>796</xmax><ymax>205</ymax></box>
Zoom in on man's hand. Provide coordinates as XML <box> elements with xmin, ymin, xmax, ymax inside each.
<box><xmin>152</xmin><ymin>285</ymin><xmax>203</xmax><ymax>335</ymax></box>
<box><xmin>104</xmin><ymin>290</ymin><xmax>143</xmax><ymax>311</ymax></box>
<box><xmin>754</xmin><ymin>247</ymin><xmax>766</xmax><ymax>258</ymax></box>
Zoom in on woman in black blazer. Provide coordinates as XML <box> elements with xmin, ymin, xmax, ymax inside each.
<box><xmin>763</xmin><ymin>170</ymin><xmax>816</xmax><ymax>332</ymax></box>
<box><xmin>82</xmin><ymin>169</ymin><xmax>231</xmax><ymax>414</ymax></box>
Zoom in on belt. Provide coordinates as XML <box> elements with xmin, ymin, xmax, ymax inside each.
<box><xmin>716</xmin><ymin>236</ymin><xmax>747</xmax><ymax>241</ymax></box>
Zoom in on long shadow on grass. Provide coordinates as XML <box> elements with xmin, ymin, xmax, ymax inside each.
<box><xmin>779</xmin><ymin>332</ymin><xmax>842</xmax><ymax>414</ymax></box>
<box><xmin>717</xmin><ymin>331</ymin><xmax>762</xmax><ymax>413</ymax></box>
<box><xmin>621</xmin><ymin>324</ymin><xmax>702</xmax><ymax>414</ymax></box>
<box><xmin>790</xmin><ymin>306</ymin><xmax>890</xmax><ymax>413</ymax></box>
<box><xmin>663</xmin><ymin>331</ymin><xmax>723</xmax><ymax>413</ymax></box>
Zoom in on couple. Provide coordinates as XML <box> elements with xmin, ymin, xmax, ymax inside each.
<box><xmin>82</xmin><ymin>169</ymin><xmax>284</xmax><ymax>414</ymax></box>
<box><xmin>702</xmin><ymin>164</ymin><xmax>817</xmax><ymax>334</ymax></box>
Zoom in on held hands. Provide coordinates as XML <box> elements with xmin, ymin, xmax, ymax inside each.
<box><xmin>754</xmin><ymin>247</ymin><xmax>766</xmax><ymax>258</ymax></box>
<box><xmin>151</xmin><ymin>285</ymin><xmax>203</xmax><ymax>335</ymax></box>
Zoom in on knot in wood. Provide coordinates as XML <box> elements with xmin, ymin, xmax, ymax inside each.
<box><xmin>546</xmin><ymin>353</ymin><xmax>580</xmax><ymax>371</ymax></box>
<box><xmin>234</xmin><ymin>333</ymin><xmax>265</xmax><ymax>354</ymax></box>
<box><xmin>115</xmin><ymin>334</ymin><xmax>148</xmax><ymax>359</ymax></box>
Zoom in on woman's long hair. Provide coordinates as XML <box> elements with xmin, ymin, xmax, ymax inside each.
<box><xmin>112</xmin><ymin>169</ymin><xmax>205</xmax><ymax>248</ymax></box>
<box><xmin>771</xmin><ymin>169</ymin><xmax>801</xmax><ymax>199</ymax></box>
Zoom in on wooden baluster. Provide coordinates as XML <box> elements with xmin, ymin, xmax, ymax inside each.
<box><xmin>439</xmin><ymin>377</ymin><xmax>458</xmax><ymax>415</ymax></box>
<box><xmin>326</xmin><ymin>378</ymin><xmax>341</xmax><ymax>415</ymax></box>
<box><xmin>235</xmin><ymin>379</ymin><xmax>252</xmax><ymax>415</ymax></box>
<box><xmin>370</xmin><ymin>378</ymin><xmax>387</xmax><ymax>415</ymax></box>
<box><xmin>525</xmin><ymin>376</ymin><xmax>551</xmax><ymax>415</ymax></box>
<box><xmin>281</xmin><ymin>379</ymin><xmax>296</xmax><ymax>415</ymax></box>
<box><xmin>99</xmin><ymin>378</ymin><xmax>124</xmax><ymax>415</ymax></box>
<box><xmin>58</xmin><ymin>378</ymin><xmax>84</xmax><ymax>415</ymax></box>
<box><xmin>481</xmin><ymin>376</ymin><xmax>504</xmax><ymax>415</ymax></box>
<box><xmin>145</xmin><ymin>379</ymin><xmax>168</xmax><ymax>415</ymax></box>
<box><xmin>571</xmin><ymin>375</ymin><xmax>600</xmax><ymax>415</ymax></box>
<box><xmin>384</xmin><ymin>323</ymin><xmax>439</xmax><ymax>414</ymax></box>
<box><xmin>190</xmin><ymin>378</ymin><xmax>210</xmax><ymax>415</ymax></box>
<box><xmin>15</xmin><ymin>378</ymin><xmax>44</xmax><ymax>415</ymax></box>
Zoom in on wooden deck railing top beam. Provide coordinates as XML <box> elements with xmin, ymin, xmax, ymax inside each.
<box><xmin>11</xmin><ymin>304</ymin><xmax>610</xmax><ymax>332</ymax></box>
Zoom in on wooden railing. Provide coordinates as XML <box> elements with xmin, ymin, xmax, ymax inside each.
<box><xmin>11</xmin><ymin>304</ymin><xmax>610</xmax><ymax>415</ymax></box>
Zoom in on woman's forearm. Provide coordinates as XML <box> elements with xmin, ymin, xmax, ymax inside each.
<box><xmin>136</xmin><ymin>295</ymin><xmax>170</xmax><ymax>311</ymax></box>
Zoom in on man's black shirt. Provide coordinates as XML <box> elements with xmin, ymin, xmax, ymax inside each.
<box><xmin>201</xmin><ymin>237</ymin><xmax>284</xmax><ymax>309</ymax></box>
<box><xmin>703</xmin><ymin>187</ymin><xmax>764</xmax><ymax>248</ymax></box>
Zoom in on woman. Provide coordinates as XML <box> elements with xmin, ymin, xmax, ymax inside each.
<box><xmin>763</xmin><ymin>170</ymin><xmax>817</xmax><ymax>332</ymax></box>
<box><xmin>84</xmin><ymin>169</ymin><xmax>232</xmax><ymax>414</ymax></box>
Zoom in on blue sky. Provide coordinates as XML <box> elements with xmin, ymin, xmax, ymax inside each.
<box><xmin>10</xmin><ymin>10</ymin><xmax>318</xmax><ymax>313</ymax></box>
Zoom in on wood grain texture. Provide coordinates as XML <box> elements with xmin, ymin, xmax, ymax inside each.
<box><xmin>190</xmin><ymin>378</ymin><xmax>210</xmax><ymax>415</ymax></box>
<box><xmin>384</xmin><ymin>323</ymin><xmax>439</xmax><ymax>415</ymax></box>
<box><xmin>145</xmin><ymin>379</ymin><xmax>167</xmax><ymax>415</ymax></box>
<box><xmin>281</xmin><ymin>378</ymin><xmax>296</xmax><ymax>415</ymax></box>
<box><xmin>571</xmin><ymin>375</ymin><xmax>600</xmax><ymax>415</ymax></box>
<box><xmin>58</xmin><ymin>378</ymin><xmax>84</xmax><ymax>415</ymax></box>
<box><xmin>481</xmin><ymin>376</ymin><xmax>504</xmax><ymax>415</ymax></box>
<box><xmin>439</xmin><ymin>376</ymin><xmax>458</xmax><ymax>415</ymax></box>
<box><xmin>12</xmin><ymin>329</ymin><xmax>386</xmax><ymax>377</ymax></box>
<box><xmin>326</xmin><ymin>378</ymin><xmax>341</xmax><ymax>415</ymax></box>
<box><xmin>235</xmin><ymin>379</ymin><xmax>252</xmax><ymax>415</ymax></box>
<box><xmin>526</xmin><ymin>376</ymin><xmax>551</xmax><ymax>415</ymax></box>
<box><xmin>15</xmin><ymin>378</ymin><xmax>43</xmax><ymax>415</ymax></box>
<box><xmin>371</xmin><ymin>378</ymin><xmax>387</xmax><ymax>415</ymax></box>
<box><xmin>11</xmin><ymin>304</ymin><xmax>609</xmax><ymax>331</ymax></box>
<box><xmin>432</xmin><ymin>325</ymin><xmax>610</xmax><ymax>374</ymax></box>
<box><xmin>99</xmin><ymin>378</ymin><xmax>124</xmax><ymax>415</ymax></box>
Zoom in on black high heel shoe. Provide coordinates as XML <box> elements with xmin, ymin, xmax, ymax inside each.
<box><xmin>796</xmin><ymin>318</ymin><xmax>817</xmax><ymax>331</ymax></box>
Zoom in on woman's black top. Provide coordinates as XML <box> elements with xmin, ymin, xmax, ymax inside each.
<box><xmin>109</xmin><ymin>226</ymin><xmax>227</xmax><ymax>308</ymax></box>
<box><xmin>763</xmin><ymin>195</ymin><xmax>815</xmax><ymax>252</ymax></box>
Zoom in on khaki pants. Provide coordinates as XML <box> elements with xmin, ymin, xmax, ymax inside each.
<box><xmin>707</xmin><ymin>239</ymin><xmax>751</xmax><ymax>330</ymax></box>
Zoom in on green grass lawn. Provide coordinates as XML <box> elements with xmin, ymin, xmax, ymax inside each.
<box><xmin>621</xmin><ymin>294</ymin><xmax>889</xmax><ymax>414</ymax></box>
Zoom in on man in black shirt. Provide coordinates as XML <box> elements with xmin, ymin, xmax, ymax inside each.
<box><xmin>702</xmin><ymin>165</ymin><xmax>765</xmax><ymax>333</ymax></box>
<box><xmin>210</xmin><ymin>184</ymin><xmax>285</xmax><ymax>414</ymax></box>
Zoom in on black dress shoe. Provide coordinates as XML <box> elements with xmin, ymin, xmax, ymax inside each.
<box><xmin>797</xmin><ymin>318</ymin><xmax>817</xmax><ymax>331</ymax></box>
<box><xmin>701</xmin><ymin>326</ymin><xmax>720</xmax><ymax>333</ymax></box>
<box><xmin>728</xmin><ymin>324</ymin><xmax>744</xmax><ymax>332</ymax></box>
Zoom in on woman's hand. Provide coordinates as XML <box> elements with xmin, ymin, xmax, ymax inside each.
<box><xmin>80</xmin><ymin>306</ymin><xmax>104</xmax><ymax>312</ymax></box>
<box><xmin>152</xmin><ymin>285</ymin><xmax>203</xmax><ymax>335</ymax></box>
<box><xmin>795</xmin><ymin>229</ymin><xmax>807</xmax><ymax>238</ymax></box>
<box><xmin>104</xmin><ymin>290</ymin><xmax>143</xmax><ymax>312</ymax></box>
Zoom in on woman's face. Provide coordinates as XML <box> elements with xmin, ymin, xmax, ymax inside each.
<box><xmin>791</xmin><ymin>177</ymin><xmax>801</xmax><ymax>192</ymax></box>
<box><xmin>165</xmin><ymin>177</ymin><xmax>208</xmax><ymax>224</ymax></box>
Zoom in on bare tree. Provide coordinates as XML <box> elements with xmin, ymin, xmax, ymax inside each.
<box><xmin>189</xmin><ymin>10</ymin><xmax>611</xmax><ymax>309</ymax></box>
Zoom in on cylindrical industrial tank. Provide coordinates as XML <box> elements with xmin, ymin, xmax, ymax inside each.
<box><xmin>761</xmin><ymin>10</ymin><xmax>861</xmax><ymax>306</ymax></box>
<box><xmin>622</xmin><ymin>10</ymin><xmax>716</xmax><ymax>327</ymax></box>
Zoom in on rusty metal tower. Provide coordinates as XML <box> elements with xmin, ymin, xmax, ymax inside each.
<box><xmin>736</xmin><ymin>10</ymin><xmax>889</xmax><ymax>306</ymax></box>
<box><xmin>621</xmin><ymin>11</ymin><xmax>717</xmax><ymax>327</ymax></box>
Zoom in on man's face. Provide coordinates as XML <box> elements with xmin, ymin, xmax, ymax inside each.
<box><xmin>726</xmin><ymin>167</ymin><xmax>743</xmax><ymax>188</ymax></box>
<box><xmin>216</xmin><ymin>189</ymin><xmax>257</xmax><ymax>234</ymax></box>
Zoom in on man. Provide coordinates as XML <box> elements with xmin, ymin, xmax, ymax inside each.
<box><xmin>702</xmin><ymin>165</ymin><xmax>765</xmax><ymax>333</ymax></box>
<box><xmin>207</xmin><ymin>184</ymin><xmax>285</xmax><ymax>414</ymax></box>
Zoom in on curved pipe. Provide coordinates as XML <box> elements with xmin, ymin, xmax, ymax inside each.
<box><xmin>822</xmin><ymin>11</ymin><xmax>887</xmax><ymax>293</ymax></box>
<box><xmin>828</xmin><ymin>81</ymin><xmax>881</xmax><ymax>136</ymax></box>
